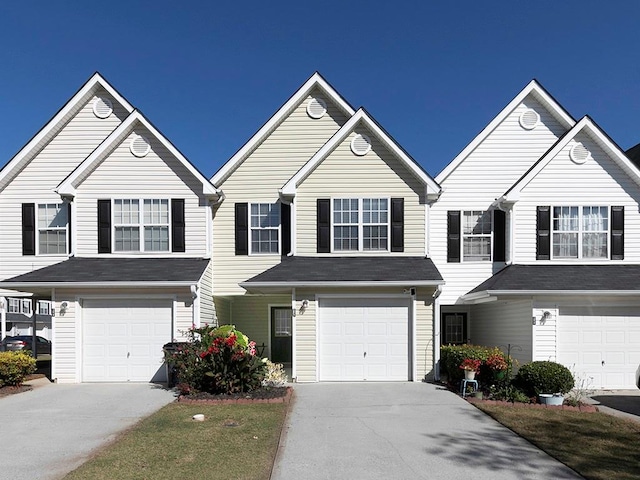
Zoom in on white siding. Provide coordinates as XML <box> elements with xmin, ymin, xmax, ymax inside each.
<box><xmin>295</xmin><ymin>128</ymin><xmax>426</xmax><ymax>255</ymax></box>
<box><xmin>532</xmin><ymin>306</ymin><xmax>558</xmax><ymax>362</ymax></box>
<box><xmin>432</xmin><ymin>96</ymin><xmax>568</xmax><ymax>304</ymax></box>
<box><xmin>470</xmin><ymin>299</ymin><xmax>533</xmax><ymax>368</ymax></box>
<box><xmin>175</xmin><ymin>297</ymin><xmax>193</xmax><ymax>341</ymax></box>
<box><xmin>74</xmin><ymin>127</ymin><xmax>209</xmax><ymax>256</ymax></box>
<box><xmin>212</xmin><ymin>89</ymin><xmax>348</xmax><ymax>295</ymax></box>
<box><xmin>0</xmin><ymin>91</ymin><xmax>127</xmax><ymax>280</ymax></box>
<box><xmin>513</xmin><ymin>131</ymin><xmax>640</xmax><ymax>262</ymax></box>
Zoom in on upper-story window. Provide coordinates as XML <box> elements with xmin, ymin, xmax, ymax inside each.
<box><xmin>38</xmin><ymin>300</ymin><xmax>53</xmax><ymax>316</ymax></box>
<box><xmin>333</xmin><ymin>198</ymin><xmax>389</xmax><ymax>252</ymax></box>
<box><xmin>553</xmin><ymin>206</ymin><xmax>608</xmax><ymax>259</ymax></box>
<box><xmin>8</xmin><ymin>298</ymin><xmax>32</xmax><ymax>316</ymax></box>
<box><xmin>113</xmin><ymin>199</ymin><xmax>169</xmax><ymax>252</ymax></box>
<box><xmin>250</xmin><ymin>203</ymin><xmax>280</xmax><ymax>254</ymax></box>
<box><xmin>462</xmin><ymin>210</ymin><xmax>492</xmax><ymax>262</ymax></box>
<box><xmin>38</xmin><ymin>203</ymin><xmax>68</xmax><ymax>255</ymax></box>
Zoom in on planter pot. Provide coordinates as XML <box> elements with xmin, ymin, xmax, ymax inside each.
<box><xmin>538</xmin><ymin>394</ymin><xmax>564</xmax><ymax>406</ymax></box>
<box><xmin>464</xmin><ymin>370</ymin><xmax>476</xmax><ymax>380</ymax></box>
<box><xmin>472</xmin><ymin>391</ymin><xmax>483</xmax><ymax>400</ymax></box>
<box><xmin>492</xmin><ymin>370</ymin><xmax>506</xmax><ymax>381</ymax></box>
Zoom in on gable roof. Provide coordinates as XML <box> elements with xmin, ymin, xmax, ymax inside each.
<box><xmin>0</xmin><ymin>72</ymin><xmax>134</xmax><ymax>192</ymax></box>
<box><xmin>435</xmin><ymin>79</ymin><xmax>576</xmax><ymax>184</ymax></box>
<box><xmin>56</xmin><ymin>110</ymin><xmax>219</xmax><ymax>198</ymax></box>
<box><xmin>280</xmin><ymin>108</ymin><xmax>441</xmax><ymax>197</ymax></box>
<box><xmin>625</xmin><ymin>141</ymin><xmax>640</xmax><ymax>169</ymax></box>
<box><xmin>211</xmin><ymin>72</ymin><xmax>356</xmax><ymax>187</ymax></box>
<box><xmin>240</xmin><ymin>256</ymin><xmax>443</xmax><ymax>291</ymax></box>
<box><xmin>461</xmin><ymin>264</ymin><xmax>640</xmax><ymax>303</ymax></box>
<box><xmin>501</xmin><ymin>116</ymin><xmax>640</xmax><ymax>202</ymax></box>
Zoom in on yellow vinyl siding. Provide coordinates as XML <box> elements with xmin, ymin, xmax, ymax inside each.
<box><xmin>416</xmin><ymin>293</ymin><xmax>435</xmax><ymax>380</ymax></box>
<box><xmin>198</xmin><ymin>260</ymin><xmax>215</xmax><ymax>326</ymax></box>
<box><xmin>296</xmin><ymin>128</ymin><xmax>426</xmax><ymax>255</ymax></box>
<box><xmin>294</xmin><ymin>290</ymin><xmax>318</xmax><ymax>382</ymax></box>
<box><xmin>213</xmin><ymin>90</ymin><xmax>348</xmax><ymax>295</ymax></box>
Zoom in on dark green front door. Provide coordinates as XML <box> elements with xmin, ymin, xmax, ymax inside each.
<box><xmin>271</xmin><ymin>307</ymin><xmax>292</xmax><ymax>364</ymax></box>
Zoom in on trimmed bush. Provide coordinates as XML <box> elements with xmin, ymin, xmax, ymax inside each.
<box><xmin>441</xmin><ymin>345</ymin><xmax>510</xmax><ymax>383</ymax></box>
<box><xmin>0</xmin><ymin>351</ymin><xmax>37</xmax><ymax>387</ymax></box>
<box><xmin>164</xmin><ymin>324</ymin><xmax>266</xmax><ymax>395</ymax></box>
<box><xmin>514</xmin><ymin>361</ymin><xmax>574</xmax><ymax>396</ymax></box>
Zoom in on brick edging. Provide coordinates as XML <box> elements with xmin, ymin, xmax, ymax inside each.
<box><xmin>177</xmin><ymin>386</ymin><xmax>293</xmax><ymax>405</ymax></box>
<box><xmin>467</xmin><ymin>397</ymin><xmax>599</xmax><ymax>413</ymax></box>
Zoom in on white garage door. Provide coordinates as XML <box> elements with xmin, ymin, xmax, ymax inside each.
<box><xmin>82</xmin><ymin>298</ymin><xmax>172</xmax><ymax>382</ymax></box>
<box><xmin>558</xmin><ymin>307</ymin><xmax>640</xmax><ymax>389</ymax></box>
<box><xmin>319</xmin><ymin>297</ymin><xmax>409</xmax><ymax>381</ymax></box>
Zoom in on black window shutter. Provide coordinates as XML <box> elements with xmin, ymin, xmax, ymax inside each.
<box><xmin>390</xmin><ymin>198</ymin><xmax>404</xmax><ymax>252</ymax></box>
<box><xmin>536</xmin><ymin>206</ymin><xmax>551</xmax><ymax>260</ymax></box>
<box><xmin>447</xmin><ymin>211</ymin><xmax>461</xmax><ymax>263</ymax></box>
<box><xmin>317</xmin><ymin>199</ymin><xmax>330</xmax><ymax>253</ymax></box>
<box><xmin>22</xmin><ymin>203</ymin><xmax>36</xmax><ymax>256</ymax></box>
<box><xmin>235</xmin><ymin>203</ymin><xmax>249</xmax><ymax>255</ymax></box>
<box><xmin>171</xmin><ymin>199</ymin><xmax>186</xmax><ymax>253</ymax></box>
<box><xmin>67</xmin><ymin>202</ymin><xmax>72</xmax><ymax>254</ymax></box>
<box><xmin>493</xmin><ymin>209</ymin><xmax>506</xmax><ymax>262</ymax></box>
<box><xmin>281</xmin><ymin>202</ymin><xmax>291</xmax><ymax>256</ymax></box>
<box><xmin>97</xmin><ymin>200</ymin><xmax>111</xmax><ymax>254</ymax></box>
<box><xmin>611</xmin><ymin>206</ymin><xmax>624</xmax><ymax>260</ymax></box>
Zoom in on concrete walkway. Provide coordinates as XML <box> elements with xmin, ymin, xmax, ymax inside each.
<box><xmin>272</xmin><ymin>383</ymin><xmax>583</xmax><ymax>480</ymax></box>
<box><xmin>0</xmin><ymin>381</ymin><xmax>176</xmax><ymax>480</ymax></box>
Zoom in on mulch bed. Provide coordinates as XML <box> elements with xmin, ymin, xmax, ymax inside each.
<box><xmin>467</xmin><ymin>396</ymin><xmax>598</xmax><ymax>413</ymax></box>
<box><xmin>177</xmin><ymin>386</ymin><xmax>292</xmax><ymax>405</ymax></box>
<box><xmin>0</xmin><ymin>384</ymin><xmax>33</xmax><ymax>398</ymax></box>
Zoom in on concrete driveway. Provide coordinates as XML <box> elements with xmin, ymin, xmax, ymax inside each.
<box><xmin>589</xmin><ymin>389</ymin><xmax>640</xmax><ymax>423</ymax></box>
<box><xmin>272</xmin><ymin>383</ymin><xmax>583</xmax><ymax>480</ymax></box>
<box><xmin>0</xmin><ymin>381</ymin><xmax>176</xmax><ymax>480</ymax></box>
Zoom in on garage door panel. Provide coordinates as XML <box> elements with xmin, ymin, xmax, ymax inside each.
<box><xmin>319</xmin><ymin>298</ymin><xmax>409</xmax><ymax>382</ymax></box>
<box><xmin>559</xmin><ymin>307</ymin><xmax>640</xmax><ymax>389</ymax></box>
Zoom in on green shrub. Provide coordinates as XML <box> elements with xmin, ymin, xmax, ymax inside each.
<box><xmin>0</xmin><ymin>351</ymin><xmax>37</xmax><ymax>387</ymax></box>
<box><xmin>489</xmin><ymin>384</ymin><xmax>530</xmax><ymax>403</ymax></box>
<box><xmin>440</xmin><ymin>345</ymin><xmax>510</xmax><ymax>384</ymax></box>
<box><xmin>514</xmin><ymin>361</ymin><xmax>574</xmax><ymax>396</ymax></box>
<box><xmin>164</xmin><ymin>324</ymin><xmax>266</xmax><ymax>395</ymax></box>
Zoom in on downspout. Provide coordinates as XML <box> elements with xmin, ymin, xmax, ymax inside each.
<box><xmin>190</xmin><ymin>284</ymin><xmax>199</xmax><ymax>330</ymax></box>
<box><xmin>432</xmin><ymin>285</ymin><xmax>443</xmax><ymax>381</ymax></box>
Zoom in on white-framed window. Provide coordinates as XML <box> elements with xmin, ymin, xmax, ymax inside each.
<box><xmin>113</xmin><ymin>199</ymin><xmax>169</xmax><ymax>252</ymax></box>
<box><xmin>332</xmin><ymin>198</ymin><xmax>389</xmax><ymax>252</ymax></box>
<box><xmin>250</xmin><ymin>203</ymin><xmax>280</xmax><ymax>254</ymax></box>
<box><xmin>462</xmin><ymin>210</ymin><xmax>492</xmax><ymax>262</ymax></box>
<box><xmin>553</xmin><ymin>206</ymin><xmax>608</xmax><ymax>259</ymax></box>
<box><xmin>8</xmin><ymin>298</ymin><xmax>32</xmax><ymax>316</ymax></box>
<box><xmin>38</xmin><ymin>203</ymin><xmax>67</xmax><ymax>255</ymax></box>
<box><xmin>38</xmin><ymin>300</ymin><xmax>52</xmax><ymax>316</ymax></box>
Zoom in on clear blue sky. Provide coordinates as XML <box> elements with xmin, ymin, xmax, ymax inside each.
<box><xmin>1</xmin><ymin>1</ymin><xmax>639</xmax><ymax>180</ymax></box>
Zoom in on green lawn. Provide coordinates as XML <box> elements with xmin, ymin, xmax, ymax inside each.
<box><xmin>64</xmin><ymin>402</ymin><xmax>287</xmax><ymax>480</ymax></box>
<box><xmin>475</xmin><ymin>403</ymin><xmax>640</xmax><ymax>480</ymax></box>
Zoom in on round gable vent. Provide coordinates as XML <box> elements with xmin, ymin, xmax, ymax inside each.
<box><xmin>93</xmin><ymin>96</ymin><xmax>113</xmax><ymax>119</ymax></box>
<box><xmin>307</xmin><ymin>97</ymin><xmax>327</xmax><ymax>119</ymax></box>
<box><xmin>519</xmin><ymin>109</ymin><xmax>539</xmax><ymax>130</ymax></box>
<box><xmin>130</xmin><ymin>134</ymin><xmax>151</xmax><ymax>158</ymax></box>
<box><xmin>350</xmin><ymin>133</ymin><xmax>371</xmax><ymax>156</ymax></box>
<box><xmin>569</xmin><ymin>142</ymin><xmax>591</xmax><ymax>164</ymax></box>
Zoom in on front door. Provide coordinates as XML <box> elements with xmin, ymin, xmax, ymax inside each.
<box><xmin>271</xmin><ymin>307</ymin><xmax>292</xmax><ymax>364</ymax></box>
<box><xmin>441</xmin><ymin>313</ymin><xmax>468</xmax><ymax>345</ymax></box>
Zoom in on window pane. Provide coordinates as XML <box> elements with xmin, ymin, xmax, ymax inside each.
<box><xmin>553</xmin><ymin>232</ymin><xmax>578</xmax><ymax>258</ymax></box>
<box><xmin>334</xmin><ymin>226</ymin><xmax>358</xmax><ymax>251</ymax></box>
<box><xmin>274</xmin><ymin>309</ymin><xmax>292</xmax><ymax>337</ymax></box>
<box><xmin>38</xmin><ymin>204</ymin><xmax>67</xmax><ymax>228</ymax></box>
<box><xmin>115</xmin><ymin>227</ymin><xmax>140</xmax><ymax>251</ymax></box>
<box><xmin>39</xmin><ymin>231</ymin><xmax>67</xmax><ymax>254</ymax></box>
<box><xmin>583</xmin><ymin>233</ymin><xmax>607</xmax><ymax>258</ymax></box>
<box><xmin>463</xmin><ymin>237</ymin><xmax>491</xmax><ymax>261</ymax></box>
<box><xmin>363</xmin><ymin>225</ymin><xmax>388</xmax><ymax>251</ymax></box>
<box><xmin>144</xmin><ymin>226</ymin><xmax>169</xmax><ymax>251</ymax></box>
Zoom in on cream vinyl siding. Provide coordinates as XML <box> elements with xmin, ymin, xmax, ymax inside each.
<box><xmin>213</xmin><ymin>90</ymin><xmax>348</xmax><ymax>295</ymax></box>
<box><xmin>432</xmin><ymin>96</ymin><xmax>568</xmax><ymax>304</ymax></box>
<box><xmin>52</xmin><ymin>287</ymin><xmax>187</xmax><ymax>383</ymax></box>
<box><xmin>470</xmin><ymin>299</ymin><xmax>533</xmax><ymax>369</ymax></box>
<box><xmin>295</xmin><ymin>290</ymin><xmax>318</xmax><ymax>382</ymax></box>
<box><xmin>513</xmin><ymin>131</ymin><xmax>640</xmax><ymax>262</ymax></box>
<box><xmin>416</xmin><ymin>293</ymin><xmax>434</xmax><ymax>380</ymax></box>
<box><xmin>198</xmin><ymin>261</ymin><xmax>215</xmax><ymax>326</ymax></box>
<box><xmin>213</xmin><ymin>297</ymin><xmax>232</xmax><ymax>324</ymax></box>
<box><xmin>74</xmin><ymin>128</ymin><xmax>209</xmax><ymax>256</ymax></box>
<box><xmin>296</xmin><ymin>128</ymin><xmax>426</xmax><ymax>255</ymax></box>
<box><xmin>0</xmin><ymin>91</ymin><xmax>127</xmax><ymax>280</ymax></box>
<box><xmin>227</xmin><ymin>295</ymin><xmax>291</xmax><ymax>358</ymax></box>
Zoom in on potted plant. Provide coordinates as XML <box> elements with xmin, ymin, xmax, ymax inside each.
<box><xmin>485</xmin><ymin>353</ymin><xmax>508</xmax><ymax>381</ymax></box>
<box><xmin>459</xmin><ymin>358</ymin><xmax>481</xmax><ymax>380</ymax></box>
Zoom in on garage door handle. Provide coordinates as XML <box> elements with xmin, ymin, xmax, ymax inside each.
<box><xmin>602</xmin><ymin>360</ymin><xmax>605</xmax><ymax>366</ymax></box>
<box><xmin>127</xmin><ymin>352</ymin><xmax>130</xmax><ymax>358</ymax></box>
<box><xmin>364</xmin><ymin>352</ymin><xmax>367</xmax><ymax>358</ymax></box>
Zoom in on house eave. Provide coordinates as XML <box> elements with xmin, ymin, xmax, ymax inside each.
<box><xmin>461</xmin><ymin>289</ymin><xmax>640</xmax><ymax>303</ymax></box>
<box><xmin>240</xmin><ymin>280</ymin><xmax>445</xmax><ymax>290</ymax></box>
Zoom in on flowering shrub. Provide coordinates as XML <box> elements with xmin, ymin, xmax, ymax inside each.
<box><xmin>485</xmin><ymin>353</ymin><xmax>508</xmax><ymax>371</ymax></box>
<box><xmin>0</xmin><ymin>351</ymin><xmax>36</xmax><ymax>387</ymax></box>
<box><xmin>164</xmin><ymin>325</ymin><xmax>266</xmax><ymax>395</ymax></box>
<box><xmin>459</xmin><ymin>358</ymin><xmax>481</xmax><ymax>372</ymax></box>
<box><xmin>262</xmin><ymin>359</ymin><xmax>288</xmax><ymax>387</ymax></box>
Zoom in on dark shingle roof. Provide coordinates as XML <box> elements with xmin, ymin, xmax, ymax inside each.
<box><xmin>243</xmin><ymin>256</ymin><xmax>443</xmax><ymax>284</ymax></box>
<box><xmin>625</xmin><ymin>142</ymin><xmax>640</xmax><ymax>169</ymax></box>
<box><xmin>0</xmin><ymin>257</ymin><xmax>210</xmax><ymax>284</ymax></box>
<box><xmin>467</xmin><ymin>264</ymin><xmax>640</xmax><ymax>295</ymax></box>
